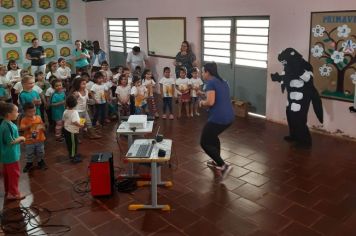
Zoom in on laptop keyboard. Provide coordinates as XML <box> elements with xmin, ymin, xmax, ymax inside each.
<box><xmin>137</xmin><ymin>144</ymin><xmax>150</xmax><ymax>156</ymax></box>
<box><xmin>126</xmin><ymin>143</ymin><xmax>152</xmax><ymax>158</ymax></box>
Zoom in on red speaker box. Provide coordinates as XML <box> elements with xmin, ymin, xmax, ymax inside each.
<box><xmin>90</xmin><ymin>152</ymin><xmax>114</xmax><ymax>197</ymax></box>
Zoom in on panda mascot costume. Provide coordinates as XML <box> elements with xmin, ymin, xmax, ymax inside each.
<box><xmin>271</xmin><ymin>48</ymin><xmax>323</xmax><ymax>148</ymax></box>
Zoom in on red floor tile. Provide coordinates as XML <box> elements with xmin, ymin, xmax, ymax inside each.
<box><xmin>280</xmin><ymin>222</ymin><xmax>322</xmax><ymax>236</ymax></box>
<box><xmin>282</xmin><ymin>204</ymin><xmax>321</xmax><ymax>226</ymax></box>
<box><xmin>1</xmin><ymin>114</ymin><xmax>355</xmax><ymax>235</ymax></box>
<box><xmin>239</xmin><ymin>171</ymin><xmax>270</xmax><ymax>187</ymax></box>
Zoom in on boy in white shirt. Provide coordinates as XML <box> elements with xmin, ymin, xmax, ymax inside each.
<box><xmin>63</xmin><ymin>95</ymin><xmax>84</xmax><ymax>163</ymax></box>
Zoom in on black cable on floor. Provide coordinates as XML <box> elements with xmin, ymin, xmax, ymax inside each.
<box><xmin>0</xmin><ymin>205</ymin><xmax>71</xmax><ymax>235</ymax></box>
<box><xmin>0</xmin><ymin>177</ymin><xmax>94</xmax><ymax>235</ymax></box>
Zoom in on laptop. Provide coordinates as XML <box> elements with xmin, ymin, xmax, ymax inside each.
<box><xmin>126</xmin><ymin>126</ymin><xmax>160</xmax><ymax>158</ymax></box>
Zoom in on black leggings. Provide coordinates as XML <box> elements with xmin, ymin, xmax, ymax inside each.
<box><xmin>200</xmin><ymin>122</ymin><xmax>231</xmax><ymax>167</ymax></box>
<box><xmin>63</xmin><ymin>129</ymin><xmax>79</xmax><ymax>158</ymax></box>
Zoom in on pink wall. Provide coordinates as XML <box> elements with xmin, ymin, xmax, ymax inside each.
<box><xmin>69</xmin><ymin>1</ymin><xmax>87</xmax><ymax>43</ymax></box>
<box><xmin>84</xmin><ymin>0</ymin><xmax>356</xmax><ymax>138</ymax></box>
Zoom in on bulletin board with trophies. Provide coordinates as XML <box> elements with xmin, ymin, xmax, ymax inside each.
<box><xmin>0</xmin><ymin>0</ymin><xmax>72</xmax><ymax>70</ymax></box>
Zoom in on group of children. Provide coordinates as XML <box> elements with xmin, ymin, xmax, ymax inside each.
<box><xmin>0</xmin><ymin>57</ymin><xmax>204</xmax><ymax>200</ymax></box>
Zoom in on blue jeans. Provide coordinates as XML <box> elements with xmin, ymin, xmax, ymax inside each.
<box><xmin>93</xmin><ymin>103</ymin><xmax>106</xmax><ymax>126</ymax></box>
<box><xmin>25</xmin><ymin>142</ymin><xmax>45</xmax><ymax>163</ymax></box>
<box><xmin>163</xmin><ymin>97</ymin><xmax>173</xmax><ymax>114</ymax></box>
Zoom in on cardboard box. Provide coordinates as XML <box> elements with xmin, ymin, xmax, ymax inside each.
<box><xmin>232</xmin><ymin>100</ymin><xmax>248</xmax><ymax>118</ymax></box>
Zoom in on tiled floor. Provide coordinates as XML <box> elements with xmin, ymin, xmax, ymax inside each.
<box><xmin>1</xmin><ymin>113</ymin><xmax>356</xmax><ymax>235</ymax></box>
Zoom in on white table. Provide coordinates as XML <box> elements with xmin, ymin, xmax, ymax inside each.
<box><xmin>126</xmin><ymin>139</ymin><xmax>172</xmax><ymax>211</ymax></box>
<box><xmin>116</xmin><ymin>121</ymin><xmax>154</xmax><ymax>176</ymax></box>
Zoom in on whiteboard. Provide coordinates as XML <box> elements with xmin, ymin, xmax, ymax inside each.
<box><xmin>146</xmin><ymin>17</ymin><xmax>186</xmax><ymax>59</ymax></box>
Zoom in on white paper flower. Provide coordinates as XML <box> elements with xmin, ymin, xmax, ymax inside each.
<box><xmin>312</xmin><ymin>25</ymin><xmax>325</xmax><ymax>37</ymax></box>
<box><xmin>337</xmin><ymin>24</ymin><xmax>351</xmax><ymax>38</ymax></box>
<box><xmin>331</xmin><ymin>51</ymin><xmax>345</xmax><ymax>64</ymax></box>
<box><xmin>311</xmin><ymin>45</ymin><xmax>324</xmax><ymax>57</ymax></box>
<box><xmin>342</xmin><ymin>39</ymin><xmax>356</xmax><ymax>54</ymax></box>
<box><xmin>351</xmin><ymin>72</ymin><xmax>356</xmax><ymax>83</ymax></box>
<box><xmin>319</xmin><ymin>64</ymin><xmax>332</xmax><ymax>77</ymax></box>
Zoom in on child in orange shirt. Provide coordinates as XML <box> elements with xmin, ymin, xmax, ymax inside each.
<box><xmin>20</xmin><ymin>102</ymin><xmax>47</xmax><ymax>173</ymax></box>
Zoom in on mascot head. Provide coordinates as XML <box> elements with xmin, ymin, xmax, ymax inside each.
<box><xmin>278</xmin><ymin>48</ymin><xmax>303</xmax><ymax>66</ymax></box>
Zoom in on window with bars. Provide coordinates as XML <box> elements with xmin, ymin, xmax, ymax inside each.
<box><xmin>202</xmin><ymin>18</ymin><xmax>270</xmax><ymax>68</ymax></box>
<box><xmin>108</xmin><ymin>19</ymin><xmax>139</xmax><ymax>53</ymax></box>
<box><xmin>235</xmin><ymin>19</ymin><xmax>269</xmax><ymax>68</ymax></box>
<box><xmin>202</xmin><ymin>19</ymin><xmax>231</xmax><ymax>64</ymax></box>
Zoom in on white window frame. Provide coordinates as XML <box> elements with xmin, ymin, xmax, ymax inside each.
<box><xmin>235</xmin><ymin>18</ymin><xmax>270</xmax><ymax>68</ymax></box>
<box><xmin>108</xmin><ymin>18</ymin><xmax>140</xmax><ymax>54</ymax></box>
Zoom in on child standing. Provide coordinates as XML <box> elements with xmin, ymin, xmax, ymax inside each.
<box><xmin>50</xmin><ymin>79</ymin><xmax>65</xmax><ymax>142</ymax></box>
<box><xmin>56</xmin><ymin>58</ymin><xmax>72</xmax><ymax>92</ymax></box>
<box><xmin>45</xmin><ymin>61</ymin><xmax>59</xmax><ymax>81</ymax></box>
<box><xmin>159</xmin><ymin>67</ymin><xmax>175</xmax><ymax>119</ymax></box>
<box><xmin>131</xmin><ymin>76</ymin><xmax>147</xmax><ymax>114</ymax></box>
<box><xmin>0</xmin><ymin>64</ymin><xmax>12</xmax><ymax>103</ymax></box>
<box><xmin>20</xmin><ymin>102</ymin><xmax>47</xmax><ymax>172</ymax></box>
<box><xmin>142</xmin><ymin>69</ymin><xmax>159</xmax><ymax>118</ymax></box>
<box><xmin>6</xmin><ymin>60</ymin><xmax>21</xmax><ymax>104</ymax></box>
<box><xmin>35</xmin><ymin>71</ymin><xmax>51</xmax><ymax>122</ymax></box>
<box><xmin>175</xmin><ymin>67</ymin><xmax>191</xmax><ymax>118</ymax></box>
<box><xmin>0</xmin><ymin>103</ymin><xmax>26</xmax><ymax>200</ymax></box>
<box><xmin>90</xmin><ymin>72</ymin><xmax>109</xmax><ymax>127</ymax></box>
<box><xmin>6</xmin><ymin>60</ymin><xmax>21</xmax><ymax>84</ymax></box>
<box><xmin>190</xmin><ymin>67</ymin><xmax>204</xmax><ymax>116</ymax></box>
<box><xmin>113</xmin><ymin>65</ymin><xmax>124</xmax><ymax>84</ymax></box>
<box><xmin>63</xmin><ymin>95</ymin><xmax>84</xmax><ymax>163</ymax></box>
<box><xmin>115</xmin><ymin>75</ymin><xmax>131</xmax><ymax>119</ymax></box>
<box><xmin>71</xmin><ymin>77</ymin><xmax>101</xmax><ymax>139</ymax></box>
<box><xmin>19</xmin><ymin>75</ymin><xmax>42</xmax><ymax>116</ymax></box>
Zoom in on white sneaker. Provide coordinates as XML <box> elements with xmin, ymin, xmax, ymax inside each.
<box><xmin>214</xmin><ymin>164</ymin><xmax>233</xmax><ymax>181</ymax></box>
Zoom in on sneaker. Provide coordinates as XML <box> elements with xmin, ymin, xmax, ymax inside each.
<box><xmin>206</xmin><ymin>160</ymin><xmax>218</xmax><ymax>168</ymax></box>
<box><xmin>162</xmin><ymin>114</ymin><xmax>167</xmax><ymax>119</ymax></box>
<box><xmin>37</xmin><ymin>160</ymin><xmax>48</xmax><ymax>170</ymax></box>
<box><xmin>56</xmin><ymin>137</ymin><xmax>64</xmax><ymax>143</ymax></box>
<box><xmin>169</xmin><ymin>114</ymin><xmax>174</xmax><ymax>120</ymax></box>
<box><xmin>283</xmin><ymin>136</ymin><xmax>295</xmax><ymax>142</ymax></box>
<box><xmin>23</xmin><ymin>163</ymin><xmax>33</xmax><ymax>173</ymax></box>
<box><xmin>220</xmin><ymin>164</ymin><xmax>233</xmax><ymax>180</ymax></box>
<box><xmin>213</xmin><ymin>164</ymin><xmax>233</xmax><ymax>180</ymax></box>
<box><xmin>71</xmin><ymin>156</ymin><xmax>82</xmax><ymax>163</ymax></box>
<box><xmin>195</xmin><ymin>112</ymin><xmax>200</xmax><ymax>116</ymax></box>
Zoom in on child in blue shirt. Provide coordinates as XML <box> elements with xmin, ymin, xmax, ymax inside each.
<box><xmin>0</xmin><ymin>86</ymin><xmax>8</xmax><ymax>102</ymax></box>
<box><xmin>50</xmin><ymin>79</ymin><xmax>65</xmax><ymax>142</ymax></box>
<box><xmin>19</xmin><ymin>75</ymin><xmax>41</xmax><ymax>116</ymax></box>
<box><xmin>0</xmin><ymin>102</ymin><xmax>26</xmax><ymax>200</ymax></box>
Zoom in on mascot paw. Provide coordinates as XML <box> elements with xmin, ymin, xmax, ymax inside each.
<box><xmin>271</xmin><ymin>73</ymin><xmax>281</xmax><ymax>82</ymax></box>
<box><xmin>349</xmin><ymin>106</ymin><xmax>356</xmax><ymax>113</ymax></box>
<box><xmin>284</xmin><ymin>136</ymin><xmax>296</xmax><ymax>142</ymax></box>
<box><xmin>294</xmin><ymin>142</ymin><xmax>312</xmax><ymax>149</ymax></box>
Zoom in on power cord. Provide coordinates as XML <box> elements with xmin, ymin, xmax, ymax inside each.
<box><xmin>0</xmin><ymin>173</ymin><xmax>93</xmax><ymax>235</ymax></box>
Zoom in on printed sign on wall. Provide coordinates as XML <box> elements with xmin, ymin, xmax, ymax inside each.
<box><xmin>0</xmin><ymin>0</ymin><xmax>71</xmax><ymax>69</ymax></box>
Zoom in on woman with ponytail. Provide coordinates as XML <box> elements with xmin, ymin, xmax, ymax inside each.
<box><xmin>199</xmin><ymin>62</ymin><xmax>235</xmax><ymax>181</ymax></box>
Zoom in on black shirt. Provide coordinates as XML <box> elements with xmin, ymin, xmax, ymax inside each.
<box><xmin>26</xmin><ymin>46</ymin><xmax>45</xmax><ymax>66</ymax></box>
